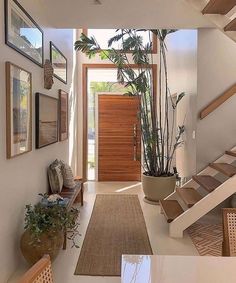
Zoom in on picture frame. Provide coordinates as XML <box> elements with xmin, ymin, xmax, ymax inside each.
<box><xmin>6</xmin><ymin>62</ymin><xmax>32</xmax><ymax>159</ymax></box>
<box><xmin>50</xmin><ymin>41</ymin><xmax>67</xmax><ymax>84</ymax></box>
<box><xmin>5</xmin><ymin>0</ymin><xmax>44</xmax><ymax>67</ymax></box>
<box><xmin>59</xmin><ymin>90</ymin><xmax>69</xmax><ymax>141</ymax></box>
<box><xmin>35</xmin><ymin>93</ymin><xmax>58</xmax><ymax>149</ymax></box>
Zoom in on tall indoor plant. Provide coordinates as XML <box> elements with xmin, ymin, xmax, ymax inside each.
<box><xmin>75</xmin><ymin>29</ymin><xmax>185</xmax><ymax>203</ymax></box>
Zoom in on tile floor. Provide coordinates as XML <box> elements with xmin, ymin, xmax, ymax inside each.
<box><xmin>9</xmin><ymin>181</ymin><xmax>199</xmax><ymax>283</ymax></box>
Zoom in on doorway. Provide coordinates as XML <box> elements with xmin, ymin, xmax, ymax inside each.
<box><xmin>83</xmin><ymin>64</ymin><xmax>157</xmax><ymax>181</ymax></box>
<box><xmin>85</xmin><ymin>66</ymin><xmax>135</xmax><ymax>180</ymax></box>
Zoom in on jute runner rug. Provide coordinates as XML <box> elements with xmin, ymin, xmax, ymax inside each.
<box><xmin>75</xmin><ymin>194</ymin><xmax>152</xmax><ymax>276</ymax></box>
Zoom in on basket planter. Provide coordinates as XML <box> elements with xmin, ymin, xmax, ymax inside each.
<box><xmin>20</xmin><ymin>229</ymin><xmax>64</xmax><ymax>265</ymax></box>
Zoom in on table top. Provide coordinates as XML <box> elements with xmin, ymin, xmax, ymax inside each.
<box><xmin>121</xmin><ymin>255</ymin><xmax>236</xmax><ymax>283</ymax></box>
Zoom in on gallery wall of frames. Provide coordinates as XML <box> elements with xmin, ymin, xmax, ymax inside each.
<box><xmin>4</xmin><ymin>0</ymin><xmax>69</xmax><ymax>159</ymax></box>
<box><xmin>0</xmin><ymin>0</ymin><xmax>74</xmax><ymax>280</ymax></box>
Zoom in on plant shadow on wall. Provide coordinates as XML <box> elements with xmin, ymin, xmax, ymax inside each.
<box><xmin>75</xmin><ymin>29</ymin><xmax>185</xmax><ymax>204</ymax></box>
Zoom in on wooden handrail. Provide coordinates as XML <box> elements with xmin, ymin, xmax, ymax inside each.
<box><xmin>200</xmin><ymin>83</ymin><xmax>236</xmax><ymax>119</ymax></box>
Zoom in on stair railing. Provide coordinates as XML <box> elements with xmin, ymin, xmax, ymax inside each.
<box><xmin>200</xmin><ymin>83</ymin><xmax>236</xmax><ymax>119</ymax></box>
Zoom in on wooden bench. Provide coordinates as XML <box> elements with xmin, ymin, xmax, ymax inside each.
<box><xmin>59</xmin><ymin>176</ymin><xmax>84</xmax><ymax>207</ymax></box>
<box><xmin>54</xmin><ymin>176</ymin><xmax>84</xmax><ymax>250</ymax></box>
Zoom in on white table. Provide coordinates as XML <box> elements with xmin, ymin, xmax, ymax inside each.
<box><xmin>122</xmin><ymin>255</ymin><xmax>236</xmax><ymax>283</ymax></box>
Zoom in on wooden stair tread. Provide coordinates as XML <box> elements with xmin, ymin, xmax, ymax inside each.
<box><xmin>192</xmin><ymin>175</ymin><xmax>222</xmax><ymax>192</ymax></box>
<box><xmin>210</xmin><ymin>162</ymin><xmax>236</xmax><ymax>177</ymax></box>
<box><xmin>224</xmin><ymin>18</ymin><xmax>236</xmax><ymax>31</ymax></box>
<box><xmin>202</xmin><ymin>0</ymin><xmax>236</xmax><ymax>15</ymax></box>
<box><xmin>160</xmin><ymin>200</ymin><xmax>184</xmax><ymax>223</ymax></box>
<box><xmin>226</xmin><ymin>150</ymin><xmax>236</xmax><ymax>157</ymax></box>
<box><xmin>176</xmin><ymin>188</ymin><xmax>202</xmax><ymax>208</ymax></box>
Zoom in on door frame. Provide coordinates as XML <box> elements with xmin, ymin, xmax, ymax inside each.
<box><xmin>82</xmin><ymin>63</ymin><xmax>157</xmax><ymax>181</ymax></box>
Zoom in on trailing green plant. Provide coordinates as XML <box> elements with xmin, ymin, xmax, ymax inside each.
<box><xmin>24</xmin><ymin>199</ymin><xmax>80</xmax><ymax>248</ymax></box>
<box><xmin>75</xmin><ymin>29</ymin><xmax>185</xmax><ymax>177</ymax></box>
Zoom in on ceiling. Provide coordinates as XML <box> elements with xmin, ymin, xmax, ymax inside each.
<box><xmin>21</xmin><ymin>0</ymin><xmax>214</xmax><ymax>29</ymax></box>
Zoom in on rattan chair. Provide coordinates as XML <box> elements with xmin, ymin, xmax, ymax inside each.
<box><xmin>222</xmin><ymin>208</ymin><xmax>236</xmax><ymax>256</ymax></box>
<box><xmin>19</xmin><ymin>255</ymin><xmax>54</xmax><ymax>283</ymax></box>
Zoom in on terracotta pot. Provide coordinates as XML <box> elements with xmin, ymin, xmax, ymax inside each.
<box><xmin>20</xmin><ymin>229</ymin><xmax>64</xmax><ymax>265</ymax></box>
<box><xmin>142</xmin><ymin>174</ymin><xmax>176</xmax><ymax>204</ymax></box>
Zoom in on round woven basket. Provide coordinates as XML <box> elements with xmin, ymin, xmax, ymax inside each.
<box><xmin>20</xmin><ymin>229</ymin><xmax>64</xmax><ymax>265</ymax></box>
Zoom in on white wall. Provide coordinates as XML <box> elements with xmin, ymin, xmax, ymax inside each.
<box><xmin>166</xmin><ymin>30</ymin><xmax>198</xmax><ymax>180</ymax></box>
<box><xmin>166</xmin><ymin>28</ymin><xmax>236</xmax><ymax>179</ymax></box>
<box><xmin>0</xmin><ymin>1</ymin><xmax>76</xmax><ymax>281</ymax></box>
<box><xmin>197</xmin><ymin>29</ymin><xmax>236</xmax><ymax>171</ymax></box>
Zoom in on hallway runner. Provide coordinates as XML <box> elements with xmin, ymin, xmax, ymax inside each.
<box><xmin>75</xmin><ymin>194</ymin><xmax>152</xmax><ymax>276</ymax></box>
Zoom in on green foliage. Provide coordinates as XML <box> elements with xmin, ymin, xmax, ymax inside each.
<box><xmin>75</xmin><ymin>29</ymin><xmax>185</xmax><ymax>177</ymax></box>
<box><xmin>173</xmin><ymin>92</ymin><xmax>186</xmax><ymax>109</ymax></box>
<box><xmin>24</xmin><ymin>201</ymin><xmax>80</xmax><ymax>248</ymax></box>
<box><xmin>99</xmin><ymin>50</ymin><xmax>109</xmax><ymax>60</ymax></box>
<box><xmin>74</xmin><ymin>33</ymin><xmax>100</xmax><ymax>58</ymax></box>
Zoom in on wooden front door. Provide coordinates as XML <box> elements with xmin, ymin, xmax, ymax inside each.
<box><xmin>98</xmin><ymin>95</ymin><xmax>141</xmax><ymax>181</ymax></box>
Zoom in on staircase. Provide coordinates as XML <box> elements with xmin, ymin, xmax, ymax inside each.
<box><xmin>160</xmin><ymin>146</ymin><xmax>236</xmax><ymax>238</ymax></box>
<box><xmin>184</xmin><ymin>0</ymin><xmax>236</xmax><ymax>42</ymax></box>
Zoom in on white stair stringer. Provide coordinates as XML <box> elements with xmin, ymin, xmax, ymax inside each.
<box><xmin>169</xmin><ymin>175</ymin><xmax>236</xmax><ymax>238</ymax></box>
<box><xmin>165</xmin><ymin>145</ymin><xmax>236</xmax><ymax>202</ymax></box>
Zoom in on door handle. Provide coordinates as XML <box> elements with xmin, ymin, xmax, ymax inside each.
<box><xmin>133</xmin><ymin>124</ymin><xmax>137</xmax><ymax>161</ymax></box>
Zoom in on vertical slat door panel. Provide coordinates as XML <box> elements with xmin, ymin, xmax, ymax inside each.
<box><xmin>98</xmin><ymin>95</ymin><xmax>141</xmax><ymax>181</ymax></box>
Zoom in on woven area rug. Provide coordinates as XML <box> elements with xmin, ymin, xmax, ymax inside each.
<box><xmin>75</xmin><ymin>194</ymin><xmax>152</xmax><ymax>276</ymax></box>
<box><xmin>187</xmin><ymin>222</ymin><xmax>223</xmax><ymax>256</ymax></box>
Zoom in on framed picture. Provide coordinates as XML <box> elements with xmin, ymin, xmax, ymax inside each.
<box><xmin>50</xmin><ymin>41</ymin><xmax>67</xmax><ymax>84</ymax></box>
<box><xmin>5</xmin><ymin>0</ymin><xmax>44</xmax><ymax>67</ymax></box>
<box><xmin>35</xmin><ymin>93</ymin><xmax>58</xmax><ymax>149</ymax></box>
<box><xmin>6</xmin><ymin>62</ymin><xmax>32</xmax><ymax>158</ymax></box>
<box><xmin>59</xmin><ymin>90</ymin><xmax>69</xmax><ymax>141</ymax></box>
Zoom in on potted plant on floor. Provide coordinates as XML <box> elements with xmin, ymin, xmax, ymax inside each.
<box><xmin>75</xmin><ymin>29</ymin><xmax>185</xmax><ymax>204</ymax></box>
<box><xmin>20</xmin><ymin>195</ymin><xmax>79</xmax><ymax>264</ymax></box>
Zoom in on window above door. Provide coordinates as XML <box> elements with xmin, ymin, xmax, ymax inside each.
<box><xmin>83</xmin><ymin>29</ymin><xmax>157</xmax><ymax>53</ymax></box>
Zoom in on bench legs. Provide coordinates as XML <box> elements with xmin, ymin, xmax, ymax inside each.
<box><xmin>75</xmin><ymin>184</ymin><xmax>84</xmax><ymax>206</ymax></box>
<box><xmin>80</xmin><ymin>185</ymin><xmax>84</xmax><ymax>206</ymax></box>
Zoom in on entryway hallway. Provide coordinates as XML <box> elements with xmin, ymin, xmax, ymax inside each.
<box><xmin>9</xmin><ymin>181</ymin><xmax>198</xmax><ymax>283</ymax></box>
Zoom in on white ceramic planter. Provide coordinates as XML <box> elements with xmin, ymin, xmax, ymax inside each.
<box><xmin>142</xmin><ymin>174</ymin><xmax>176</xmax><ymax>204</ymax></box>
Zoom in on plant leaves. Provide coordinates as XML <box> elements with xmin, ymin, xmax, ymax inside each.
<box><xmin>176</xmin><ymin>92</ymin><xmax>185</xmax><ymax>106</ymax></box>
<box><xmin>100</xmin><ymin>50</ymin><xmax>109</xmax><ymax>60</ymax></box>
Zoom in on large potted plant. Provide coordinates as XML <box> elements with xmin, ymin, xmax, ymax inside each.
<box><xmin>75</xmin><ymin>29</ymin><xmax>185</xmax><ymax>204</ymax></box>
<box><xmin>20</xmin><ymin>195</ymin><xmax>79</xmax><ymax>264</ymax></box>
